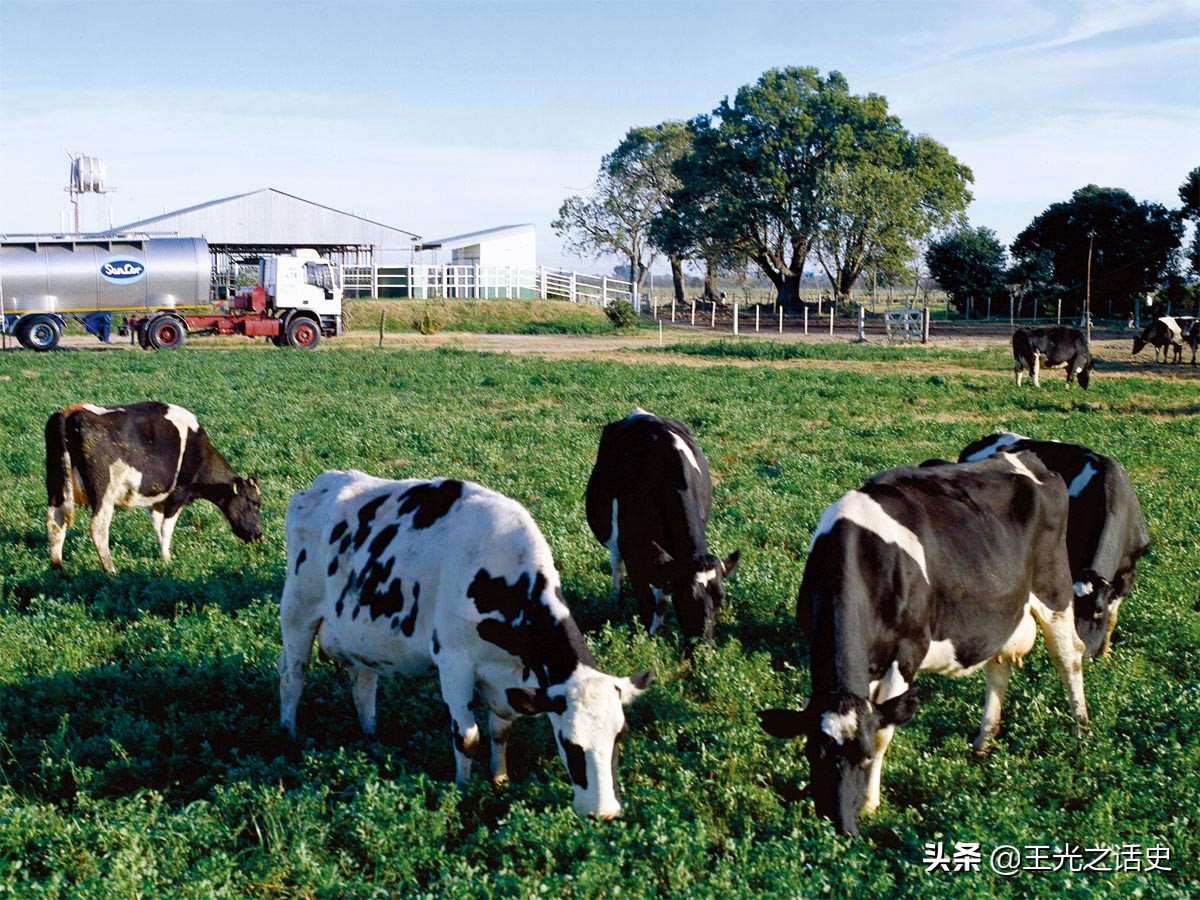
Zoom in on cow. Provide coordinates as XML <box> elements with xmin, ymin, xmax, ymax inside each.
<box><xmin>279</xmin><ymin>470</ymin><xmax>652</xmax><ymax>820</ymax></box>
<box><xmin>584</xmin><ymin>409</ymin><xmax>740</xmax><ymax>644</ymax></box>
<box><xmin>959</xmin><ymin>432</ymin><xmax>1150</xmax><ymax>658</ymax></box>
<box><xmin>1132</xmin><ymin>316</ymin><xmax>1198</xmax><ymax>364</ymax></box>
<box><xmin>1012</xmin><ymin>326</ymin><xmax>1092</xmax><ymax>388</ymax></box>
<box><xmin>758</xmin><ymin>453</ymin><xmax>1088</xmax><ymax>836</ymax></box>
<box><xmin>45</xmin><ymin>402</ymin><xmax>263</xmax><ymax>573</ymax></box>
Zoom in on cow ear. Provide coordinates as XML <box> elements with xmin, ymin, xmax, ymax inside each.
<box><xmin>506</xmin><ymin>687</ymin><xmax>567</xmax><ymax>716</ymax></box>
<box><xmin>232</xmin><ymin>482</ymin><xmax>239</xmax><ymax>495</ymax></box>
<box><xmin>617</xmin><ymin>671</ymin><xmax>654</xmax><ymax>705</ymax></box>
<box><xmin>876</xmin><ymin>691</ymin><xmax>918</xmax><ymax>727</ymax></box>
<box><xmin>248</xmin><ymin>474</ymin><xmax>260</xmax><ymax>489</ymax></box>
<box><xmin>758</xmin><ymin>705</ymin><xmax>816</xmax><ymax>739</ymax></box>
<box><xmin>721</xmin><ymin>549</ymin><xmax>742</xmax><ymax>576</ymax></box>
<box><xmin>650</xmin><ymin>541</ymin><xmax>674</xmax><ymax>567</ymax></box>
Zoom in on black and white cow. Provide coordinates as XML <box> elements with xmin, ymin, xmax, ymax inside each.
<box><xmin>279</xmin><ymin>471</ymin><xmax>652</xmax><ymax>819</ymax></box>
<box><xmin>45</xmin><ymin>401</ymin><xmax>263</xmax><ymax>573</ymax></box>
<box><xmin>1132</xmin><ymin>316</ymin><xmax>1198</xmax><ymax>364</ymax></box>
<box><xmin>959</xmin><ymin>432</ymin><xmax>1150</xmax><ymax>658</ymax></box>
<box><xmin>584</xmin><ymin>409</ymin><xmax>740</xmax><ymax>643</ymax></box>
<box><xmin>1012</xmin><ymin>326</ymin><xmax>1092</xmax><ymax>388</ymax></box>
<box><xmin>758</xmin><ymin>453</ymin><xmax>1088</xmax><ymax>835</ymax></box>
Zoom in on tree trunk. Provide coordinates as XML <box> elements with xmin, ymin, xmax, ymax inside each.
<box><xmin>774</xmin><ymin>272</ymin><xmax>801</xmax><ymax>310</ymax></box>
<box><xmin>669</xmin><ymin>254</ymin><xmax>686</xmax><ymax>306</ymax></box>
<box><xmin>703</xmin><ymin>261</ymin><xmax>720</xmax><ymax>304</ymax></box>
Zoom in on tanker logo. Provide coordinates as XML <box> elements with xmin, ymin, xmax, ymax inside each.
<box><xmin>100</xmin><ymin>256</ymin><xmax>146</xmax><ymax>284</ymax></box>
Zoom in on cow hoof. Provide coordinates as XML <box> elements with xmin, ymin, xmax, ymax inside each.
<box><xmin>1071</xmin><ymin>719</ymin><xmax>1091</xmax><ymax>739</ymax></box>
<box><xmin>970</xmin><ymin>736</ymin><xmax>994</xmax><ymax>758</ymax></box>
<box><xmin>491</xmin><ymin>774</ymin><xmax>510</xmax><ymax>788</ymax></box>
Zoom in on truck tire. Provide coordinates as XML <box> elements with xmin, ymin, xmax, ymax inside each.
<box><xmin>21</xmin><ymin>315</ymin><xmax>62</xmax><ymax>352</ymax></box>
<box><xmin>148</xmin><ymin>316</ymin><xmax>186</xmax><ymax>350</ymax></box>
<box><xmin>137</xmin><ymin>320</ymin><xmax>153</xmax><ymax>349</ymax></box>
<box><xmin>285</xmin><ymin>316</ymin><xmax>320</xmax><ymax>349</ymax></box>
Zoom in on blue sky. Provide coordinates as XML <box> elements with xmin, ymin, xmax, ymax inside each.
<box><xmin>1</xmin><ymin>0</ymin><xmax>1196</xmax><ymax>272</ymax></box>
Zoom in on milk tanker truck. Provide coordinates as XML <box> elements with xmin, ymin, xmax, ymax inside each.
<box><xmin>0</xmin><ymin>236</ymin><xmax>343</xmax><ymax>351</ymax></box>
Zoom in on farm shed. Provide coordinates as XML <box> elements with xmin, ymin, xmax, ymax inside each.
<box><xmin>102</xmin><ymin>188</ymin><xmax>419</xmax><ymax>273</ymax></box>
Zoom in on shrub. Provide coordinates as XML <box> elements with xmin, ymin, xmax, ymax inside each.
<box><xmin>605</xmin><ymin>300</ymin><xmax>639</xmax><ymax>330</ymax></box>
<box><xmin>412</xmin><ymin>307</ymin><xmax>444</xmax><ymax>335</ymax></box>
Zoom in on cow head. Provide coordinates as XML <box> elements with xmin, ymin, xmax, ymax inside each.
<box><xmin>220</xmin><ymin>475</ymin><xmax>264</xmax><ymax>543</ymax></box>
<box><xmin>1073</xmin><ymin>569</ymin><xmax>1118</xmax><ymax>658</ymax></box>
<box><xmin>651</xmin><ymin>542</ymin><xmax>741</xmax><ymax>643</ymax></box>
<box><xmin>759</xmin><ymin>690</ymin><xmax>917</xmax><ymax>836</ymax></box>
<box><xmin>1132</xmin><ymin>336</ymin><xmax>1148</xmax><ymax>356</ymax></box>
<box><xmin>1077</xmin><ymin>359</ymin><xmax>1093</xmax><ymax>390</ymax></box>
<box><xmin>508</xmin><ymin>669</ymin><xmax>652</xmax><ymax>819</ymax></box>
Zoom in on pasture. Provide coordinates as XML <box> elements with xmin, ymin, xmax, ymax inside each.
<box><xmin>0</xmin><ymin>341</ymin><xmax>1197</xmax><ymax>897</ymax></box>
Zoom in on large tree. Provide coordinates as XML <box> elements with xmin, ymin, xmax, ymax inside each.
<box><xmin>553</xmin><ymin>123</ymin><xmax>690</xmax><ymax>300</ymax></box>
<box><xmin>926</xmin><ymin>226</ymin><xmax>1008</xmax><ymax>318</ymax></box>
<box><xmin>1011</xmin><ymin>185</ymin><xmax>1183</xmax><ymax>321</ymax></box>
<box><xmin>1180</xmin><ymin>166</ymin><xmax>1200</xmax><ymax>273</ymax></box>
<box><xmin>667</xmin><ymin>66</ymin><xmax>971</xmax><ymax>310</ymax></box>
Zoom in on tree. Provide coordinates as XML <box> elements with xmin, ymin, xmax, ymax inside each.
<box><xmin>553</xmin><ymin>123</ymin><xmax>689</xmax><ymax>299</ymax></box>
<box><xmin>926</xmin><ymin>226</ymin><xmax>1009</xmax><ymax>318</ymax></box>
<box><xmin>667</xmin><ymin>66</ymin><xmax>971</xmax><ymax>310</ymax></box>
<box><xmin>1011</xmin><ymin>185</ymin><xmax>1184</xmax><ymax>321</ymax></box>
<box><xmin>1180</xmin><ymin>167</ymin><xmax>1200</xmax><ymax>273</ymax></box>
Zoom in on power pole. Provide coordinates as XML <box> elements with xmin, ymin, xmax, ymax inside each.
<box><xmin>1085</xmin><ymin>231</ymin><xmax>1095</xmax><ymax>345</ymax></box>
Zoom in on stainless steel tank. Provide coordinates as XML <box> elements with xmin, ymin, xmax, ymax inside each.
<box><xmin>0</xmin><ymin>237</ymin><xmax>210</xmax><ymax>315</ymax></box>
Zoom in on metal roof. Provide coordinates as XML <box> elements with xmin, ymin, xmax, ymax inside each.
<box><xmin>417</xmin><ymin>223</ymin><xmax>534</xmax><ymax>250</ymax></box>
<box><xmin>103</xmin><ymin>188</ymin><xmax>419</xmax><ymax>249</ymax></box>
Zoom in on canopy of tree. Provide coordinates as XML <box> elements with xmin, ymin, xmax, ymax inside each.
<box><xmin>925</xmin><ymin>227</ymin><xmax>1008</xmax><ymax>318</ymax></box>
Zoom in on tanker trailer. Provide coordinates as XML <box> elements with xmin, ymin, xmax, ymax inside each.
<box><xmin>0</xmin><ymin>236</ymin><xmax>209</xmax><ymax>351</ymax></box>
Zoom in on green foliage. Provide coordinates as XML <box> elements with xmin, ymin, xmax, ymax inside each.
<box><xmin>604</xmin><ymin>300</ymin><xmax>640</xmax><ymax>330</ymax></box>
<box><xmin>412</xmin><ymin>306</ymin><xmax>445</xmax><ymax>335</ymax></box>
<box><xmin>926</xmin><ymin>226</ymin><xmax>1010</xmax><ymax>318</ymax></box>
<box><xmin>1179</xmin><ymin>166</ymin><xmax>1200</xmax><ymax>273</ymax></box>
<box><xmin>344</xmin><ymin>299</ymin><xmax>616</xmax><ymax>335</ymax></box>
<box><xmin>1011</xmin><ymin>184</ymin><xmax>1184</xmax><ymax>320</ymax></box>
<box><xmin>1</xmin><ymin>346</ymin><xmax>1198</xmax><ymax>896</ymax></box>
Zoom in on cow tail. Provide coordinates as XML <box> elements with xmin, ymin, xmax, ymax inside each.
<box><xmin>45</xmin><ymin>411</ymin><xmax>73</xmax><ymax>516</ymax></box>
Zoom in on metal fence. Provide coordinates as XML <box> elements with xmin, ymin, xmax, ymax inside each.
<box><xmin>343</xmin><ymin>264</ymin><xmax>637</xmax><ymax>307</ymax></box>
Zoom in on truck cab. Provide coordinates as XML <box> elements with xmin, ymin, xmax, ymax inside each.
<box><xmin>261</xmin><ymin>249</ymin><xmax>342</xmax><ymax>317</ymax></box>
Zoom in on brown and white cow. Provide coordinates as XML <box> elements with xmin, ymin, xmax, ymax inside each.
<box><xmin>45</xmin><ymin>402</ymin><xmax>262</xmax><ymax>572</ymax></box>
<box><xmin>279</xmin><ymin>470</ymin><xmax>652</xmax><ymax>819</ymax></box>
<box><xmin>759</xmin><ymin>453</ymin><xmax>1088</xmax><ymax>835</ymax></box>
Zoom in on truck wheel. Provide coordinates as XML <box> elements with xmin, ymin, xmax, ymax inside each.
<box><xmin>136</xmin><ymin>321</ymin><xmax>152</xmax><ymax>349</ymax></box>
<box><xmin>21</xmin><ymin>315</ymin><xmax>61</xmax><ymax>352</ymax></box>
<box><xmin>285</xmin><ymin>316</ymin><xmax>320</xmax><ymax>349</ymax></box>
<box><xmin>148</xmin><ymin>316</ymin><xmax>186</xmax><ymax>350</ymax></box>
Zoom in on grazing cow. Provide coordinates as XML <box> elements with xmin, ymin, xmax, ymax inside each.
<box><xmin>45</xmin><ymin>402</ymin><xmax>263</xmax><ymax>573</ymax></box>
<box><xmin>959</xmin><ymin>433</ymin><xmax>1150</xmax><ymax>658</ymax></box>
<box><xmin>584</xmin><ymin>409</ymin><xmax>740</xmax><ymax>643</ymax></box>
<box><xmin>758</xmin><ymin>453</ymin><xmax>1088</xmax><ymax>835</ymax></box>
<box><xmin>1012</xmin><ymin>326</ymin><xmax>1092</xmax><ymax>388</ymax></box>
<box><xmin>279</xmin><ymin>471</ymin><xmax>652</xmax><ymax>819</ymax></box>
<box><xmin>1132</xmin><ymin>316</ymin><xmax>1198</xmax><ymax>364</ymax></box>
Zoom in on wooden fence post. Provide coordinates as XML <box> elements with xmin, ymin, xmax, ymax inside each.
<box><xmin>778</xmin><ymin>307</ymin><xmax>783</xmax><ymax>334</ymax></box>
<box><xmin>922</xmin><ymin>306</ymin><xmax>930</xmax><ymax>345</ymax></box>
<box><xmin>733</xmin><ymin>302</ymin><xmax>739</xmax><ymax>335</ymax></box>
<box><xmin>756</xmin><ymin>305</ymin><xmax>760</xmax><ymax>333</ymax></box>
<box><xmin>857</xmin><ymin>305</ymin><xmax>865</xmax><ymax>341</ymax></box>
<box><xmin>691</xmin><ymin>300</ymin><xmax>696</xmax><ymax>326</ymax></box>
<box><xmin>711</xmin><ymin>303</ymin><xmax>716</xmax><ymax>329</ymax></box>
<box><xmin>1056</xmin><ymin>298</ymin><xmax>1062</xmax><ymax>324</ymax></box>
<box><xmin>379</xmin><ymin>310</ymin><xmax>386</xmax><ymax>348</ymax></box>
<box><xmin>804</xmin><ymin>307</ymin><xmax>808</xmax><ymax>335</ymax></box>
<box><xmin>829</xmin><ymin>309</ymin><xmax>834</xmax><ymax>336</ymax></box>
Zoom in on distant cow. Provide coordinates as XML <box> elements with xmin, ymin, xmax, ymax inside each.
<box><xmin>584</xmin><ymin>409</ymin><xmax>740</xmax><ymax>644</ymax></box>
<box><xmin>1012</xmin><ymin>326</ymin><xmax>1092</xmax><ymax>388</ymax></box>
<box><xmin>759</xmin><ymin>453</ymin><xmax>1088</xmax><ymax>835</ymax></box>
<box><xmin>45</xmin><ymin>402</ymin><xmax>263</xmax><ymax>572</ymax></box>
<box><xmin>1132</xmin><ymin>316</ymin><xmax>1198</xmax><ymax>365</ymax></box>
<box><xmin>280</xmin><ymin>471</ymin><xmax>652</xmax><ymax>819</ymax></box>
<box><xmin>960</xmin><ymin>433</ymin><xmax>1150</xmax><ymax>658</ymax></box>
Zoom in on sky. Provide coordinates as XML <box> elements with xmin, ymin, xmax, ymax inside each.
<box><xmin>1</xmin><ymin>0</ymin><xmax>1197</xmax><ymax>273</ymax></box>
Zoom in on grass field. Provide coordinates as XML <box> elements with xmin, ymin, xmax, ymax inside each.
<box><xmin>1</xmin><ymin>340</ymin><xmax>1197</xmax><ymax>897</ymax></box>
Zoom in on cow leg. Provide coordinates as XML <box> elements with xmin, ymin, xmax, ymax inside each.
<box><xmin>972</xmin><ymin>658</ymin><xmax>1013</xmax><ymax>755</ymax></box>
<box><xmin>278</xmin><ymin>617</ymin><xmax>320</xmax><ymax>738</ymax></box>
<box><xmin>439</xmin><ymin>664</ymin><xmax>480</xmax><ymax>785</ymax></box>
<box><xmin>88</xmin><ymin>498</ymin><xmax>118</xmax><ymax>573</ymax></box>
<box><xmin>635</xmin><ymin>584</ymin><xmax>669</xmax><ymax>635</ymax></box>
<box><xmin>349</xmin><ymin>666</ymin><xmax>379</xmax><ymax>736</ymax></box>
<box><xmin>608</xmin><ymin>550</ymin><xmax>625</xmax><ymax>598</ymax></box>
<box><xmin>489</xmin><ymin>711</ymin><xmax>514</xmax><ymax>787</ymax></box>
<box><xmin>1031</xmin><ymin>353</ymin><xmax>1041</xmax><ymax>387</ymax></box>
<box><xmin>148</xmin><ymin>505</ymin><xmax>183</xmax><ymax>563</ymax></box>
<box><xmin>46</xmin><ymin>503</ymin><xmax>74</xmax><ymax>569</ymax></box>
<box><xmin>1099</xmin><ymin>596</ymin><xmax>1123</xmax><ymax>658</ymax></box>
<box><xmin>1013</xmin><ymin>357</ymin><xmax>1024</xmax><ymax>386</ymax></box>
<box><xmin>1030</xmin><ymin>600</ymin><xmax>1089</xmax><ymax>734</ymax></box>
<box><xmin>863</xmin><ymin>723</ymin><xmax>895</xmax><ymax>816</ymax></box>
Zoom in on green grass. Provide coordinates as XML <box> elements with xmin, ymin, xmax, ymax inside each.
<box><xmin>342</xmin><ymin>299</ymin><xmax>619</xmax><ymax>335</ymax></box>
<box><xmin>0</xmin><ymin>345</ymin><xmax>1197</xmax><ymax>897</ymax></box>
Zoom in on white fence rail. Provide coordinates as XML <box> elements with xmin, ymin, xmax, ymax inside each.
<box><xmin>343</xmin><ymin>264</ymin><xmax>638</xmax><ymax>308</ymax></box>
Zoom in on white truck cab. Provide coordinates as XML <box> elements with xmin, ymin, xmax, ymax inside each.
<box><xmin>262</xmin><ymin>249</ymin><xmax>342</xmax><ymax>318</ymax></box>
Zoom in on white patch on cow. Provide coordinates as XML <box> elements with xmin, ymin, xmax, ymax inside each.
<box><xmin>81</xmin><ymin>403</ymin><xmax>111</xmax><ymax>415</ymax></box>
<box><xmin>920</xmin><ymin>639</ymin><xmax>968</xmax><ymax>675</ymax></box>
<box><xmin>811</xmin><ymin>491</ymin><xmax>929</xmax><ymax>583</ymax></box>
<box><xmin>998</xmin><ymin>601</ymin><xmax>1039</xmax><ymax>664</ymax></box>
<box><xmin>961</xmin><ymin>432</ymin><xmax>1030</xmax><ymax>463</ymax></box>
<box><xmin>107</xmin><ymin>458</ymin><xmax>171</xmax><ymax>509</ymax></box>
<box><xmin>671</xmin><ymin>432</ymin><xmax>702</xmax><ymax>475</ymax></box>
<box><xmin>1067</xmin><ymin>461</ymin><xmax>1099</xmax><ymax>498</ymax></box>
<box><xmin>552</xmin><ymin>673</ymin><xmax>631</xmax><ymax>820</ymax></box>
<box><xmin>604</xmin><ymin>498</ymin><xmax>621</xmax><ymax>558</ymax></box>
<box><xmin>1073</xmin><ymin>580</ymin><xmax>1094</xmax><ymax>597</ymax></box>
<box><xmin>1002</xmin><ymin>453</ymin><xmax>1043</xmax><ymax>484</ymax></box>
<box><xmin>1162</xmin><ymin>316</ymin><xmax>1182</xmax><ymax>339</ymax></box>
<box><xmin>629</xmin><ymin>407</ymin><xmax>650</xmax><ymax>418</ymax></box>
<box><xmin>694</xmin><ymin>568</ymin><xmax>719</xmax><ymax>587</ymax></box>
<box><xmin>820</xmin><ymin>708</ymin><xmax>859</xmax><ymax>744</ymax></box>
<box><xmin>870</xmin><ymin>661</ymin><xmax>909</xmax><ymax>705</ymax></box>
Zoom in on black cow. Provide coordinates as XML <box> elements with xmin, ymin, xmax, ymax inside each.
<box><xmin>1132</xmin><ymin>316</ymin><xmax>1198</xmax><ymax>364</ymax></box>
<box><xmin>584</xmin><ymin>409</ymin><xmax>740</xmax><ymax>643</ymax></box>
<box><xmin>759</xmin><ymin>453</ymin><xmax>1088</xmax><ymax>835</ymax></box>
<box><xmin>1012</xmin><ymin>326</ymin><xmax>1092</xmax><ymax>388</ymax></box>
<box><xmin>45</xmin><ymin>402</ymin><xmax>263</xmax><ymax>572</ymax></box>
<box><xmin>959</xmin><ymin>432</ymin><xmax>1150</xmax><ymax>658</ymax></box>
